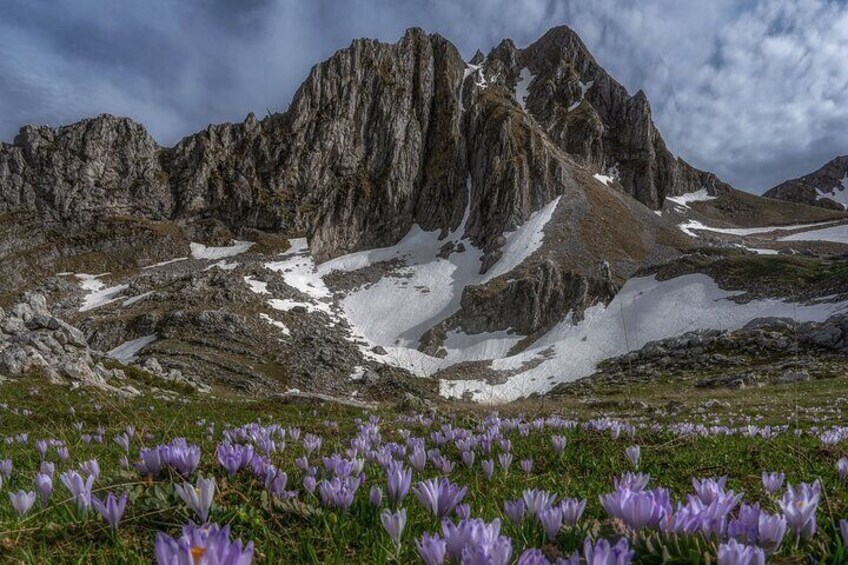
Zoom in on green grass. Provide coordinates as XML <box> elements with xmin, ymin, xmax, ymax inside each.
<box><xmin>0</xmin><ymin>378</ymin><xmax>847</xmax><ymax>563</ymax></box>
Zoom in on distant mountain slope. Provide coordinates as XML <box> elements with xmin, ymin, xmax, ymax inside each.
<box><xmin>764</xmin><ymin>155</ymin><xmax>848</xmax><ymax>210</ymax></box>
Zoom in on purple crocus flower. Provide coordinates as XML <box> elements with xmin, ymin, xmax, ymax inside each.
<box><xmin>560</xmin><ymin>498</ymin><xmax>587</xmax><ymax>526</ymax></box>
<box><xmin>80</xmin><ymin>459</ymin><xmax>100</xmax><ymax>481</ymax></box>
<box><xmin>39</xmin><ymin>461</ymin><xmax>55</xmax><ymax>477</ymax></box>
<box><xmin>461</xmin><ymin>535</ymin><xmax>512</xmax><ymax>565</ymax></box>
<box><xmin>417</xmin><ymin>533</ymin><xmax>447</xmax><ymax>565</ymax></box>
<box><xmin>727</xmin><ymin>503</ymin><xmax>760</xmax><ymax>545</ymax></box>
<box><xmin>175</xmin><ymin>477</ymin><xmax>216</xmax><ymax>523</ymax></box>
<box><xmin>539</xmin><ymin>506</ymin><xmax>563</xmax><ymax>540</ymax></box>
<box><xmin>381</xmin><ymin>508</ymin><xmax>407</xmax><ymax>549</ymax></box>
<box><xmin>216</xmin><ymin>444</ymin><xmax>253</xmax><ymax>476</ymax></box>
<box><xmin>600</xmin><ymin>487</ymin><xmax>670</xmax><ymax>530</ymax></box>
<box><xmin>757</xmin><ymin>511</ymin><xmax>787</xmax><ymax>554</ymax></box>
<box><xmin>302</xmin><ymin>433</ymin><xmax>322</xmax><ymax>454</ymax></box>
<box><xmin>154</xmin><ymin>523</ymin><xmax>254</xmax><ymax>565</ymax></box>
<box><xmin>838</xmin><ymin>458</ymin><xmax>848</xmax><ymax>482</ymax></box>
<box><xmin>504</xmin><ymin>499</ymin><xmax>526</xmax><ymax>525</ymax></box>
<box><xmin>692</xmin><ymin>477</ymin><xmax>729</xmax><ymax>505</ymax></box>
<box><xmin>9</xmin><ymin>490</ymin><xmax>36</xmax><ymax>517</ymax></box>
<box><xmin>92</xmin><ymin>492</ymin><xmax>128</xmax><ymax>530</ymax></box>
<box><xmin>413</xmin><ymin>478</ymin><xmax>467</xmax><ymax>520</ymax></box>
<box><xmin>369</xmin><ymin>486</ymin><xmax>383</xmax><ymax>507</ymax></box>
<box><xmin>614</xmin><ymin>472</ymin><xmax>650</xmax><ymax>491</ymax></box>
<box><xmin>583</xmin><ymin>537</ymin><xmax>634</xmax><ymax>564</ymax></box>
<box><xmin>265</xmin><ymin>468</ymin><xmax>288</xmax><ymax>498</ymax></box>
<box><xmin>35</xmin><ymin>439</ymin><xmax>48</xmax><ymax>460</ymax></box>
<box><xmin>409</xmin><ymin>448</ymin><xmax>427</xmax><ymax>473</ymax></box>
<box><xmin>625</xmin><ymin>445</ymin><xmax>641</xmax><ymax>468</ymax></box>
<box><xmin>522</xmin><ymin>489</ymin><xmax>556</xmax><ymax>519</ymax></box>
<box><xmin>455</xmin><ymin>504</ymin><xmax>471</xmax><ymax>520</ymax></box>
<box><xmin>520</xmin><ymin>459</ymin><xmax>533</xmax><ymax>474</ymax></box>
<box><xmin>57</xmin><ymin>446</ymin><xmax>69</xmax><ymax>462</ymax></box>
<box><xmin>386</xmin><ymin>461</ymin><xmax>412</xmax><ymax>507</ymax></box>
<box><xmin>518</xmin><ymin>549</ymin><xmax>554</xmax><ymax>565</ymax></box>
<box><xmin>779</xmin><ymin>481</ymin><xmax>820</xmax><ymax>541</ymax></box>
<box><xmin>442</xmin><ymin>518</ymin><xmax>505</xmax><ymax>563</ymax></box>
<box><xmin>317</xmin><ymin>477</ymin><xmax>359</xmax><ymax>511</ymax></box>
<box><xmin>840</xmin><ymin>519</ymin><xmax>848</xmax><ymax>547</ymax></box>
<box><xmin>303</xmin><ymin>476</ymin><xmax>317</xmax><ymax>494</ymax></box>
<box><xmin>717</xmin><ymin>539</ymin><xmax>765</xmax><ymax>565</ymax></box>
<box><xmin>59</xmin><ymin>470</ymin><xmax>94</xmax><ymax>512</ymax></box>
<box><xmin>0</xmin><ymin>459</ymin><xmax>12</xmax><ymax>479</ymax></box>
<box><xmin>482</xmin><ymin>460</ymin><xmax>495</xmax><ymax>480</ymax></box>
<box><xmin>498</xmin><ymin>453</ymin><xmax>513</xmax><ymax>472</ymax></box>
<box><xmin>114</xmin><ymin>433</ymin><xmax>130</xmax><ymax>453</ymax></box>
<box><xmin>34</xmin><ymin>473</ymin><xmax>52</xmax><ymax>507</ymax></box>
<box><xmin>461</xmin><ymin>451</ymin><xmax>475</xmax><ymax>469</ymax></box>
<box><xmin>761</xmin><ymin>472</ymin><xmax>784</xmax><ymax>495</ymax></box>
<box><xmin>551</xmin><ymin>435</ymin><xmax>567</xmax><ymax>455</ymax></box>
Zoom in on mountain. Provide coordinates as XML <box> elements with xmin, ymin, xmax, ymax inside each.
<box><xmin>1</xmin><ymin>26</ymin><xmax>846</xmax><ymax>403</ymax></box>
<box><xmin>764</xmin><ymin>155</ymin><xmax>848</xmax><ymax>210</ymax></box>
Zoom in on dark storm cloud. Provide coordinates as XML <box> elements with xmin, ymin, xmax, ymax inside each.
<box><xmin>1</xmin><ymin>0</ymin><xmax>847</xmax><ymax>192</ymax></box>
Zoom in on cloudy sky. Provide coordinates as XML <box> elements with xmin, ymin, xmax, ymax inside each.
<box><xmin>1</xmin><ymin>0</ymin><xmax>847</xmax><ymax>192</ymax></box>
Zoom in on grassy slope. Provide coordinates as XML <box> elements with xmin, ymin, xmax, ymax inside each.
<box><xmin>0</xmin><ymin>377</ymin><xmax>847</xmax><ymax>563</ymax></box>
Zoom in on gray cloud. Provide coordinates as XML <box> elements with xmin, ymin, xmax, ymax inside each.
<box><xmin>1</xmin><ymin>0</ymin><xmax>846</xmax><ymax>191</ymax></box>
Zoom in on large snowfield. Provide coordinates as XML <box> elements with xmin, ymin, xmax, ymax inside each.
<box><xmin>243</xmin><ymin>192</ymin><xmax>848</xmax><ymax>402</ymax></box>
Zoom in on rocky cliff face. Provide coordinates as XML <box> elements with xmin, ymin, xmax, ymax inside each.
<box><xmin>764</xmin><ymin>155</ymin><xmax>848</xmax><ymax>210</ymax></box>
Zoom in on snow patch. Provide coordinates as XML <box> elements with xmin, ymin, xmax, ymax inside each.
<box><xmin>123</xmin><ymin>291</ymin><xmax>154</xmax><ymax>307</ymax></box>
<box><xmin>515</xmin><ymin>68</ymin><xmax>533</xmax><ymax>110</ymax></box>
<box><xmin>190</xmin><ymin>241</ymin><xmax>253</xmax><ymax>260</ymax></box>
<box><xmin>780</xmin><ymin>224</ymin><xmax>848</xmax><ymax>245</ymax></box>
<box><xmin>244</xmin><ymin>277</ymin><xmax>269</xmax><ymax>295</ymax></box>
<box><xmin>107</xmin><ymin>334</ymin><xmax>157</xmax><ymax>363</ymax></box>
<box><xmin>441</xmin><ymin>273</ymin><xmax>848</xmax><ymax>403</ymax></box>
<box><xmin>76</xmin><ymin>274</ymin><xmax>128</xmax><ymax>312</ymax></box>
<box><xmin>594</xmin><ymin>174</ymin><xmax>614</xmax><ymax>186</ymax></box>
<box><xmin>815</xmin><ymin>174</ymin><xmax>848</xmax><ymax>209</ymax></box>
<box><xmin>260</xmin><ymin>313</ymin><xmax>290</xmax><ymax>336</ymax></box>
<box><xmin>678</xmin><ymin>220</ymin><xmax>839</xmax><ymax>238</ymax></box>
<box><xmin>665</xmin><ymin>188</ymin><xmax>717</xmax><ymax>209</ymax></box>
<box><xmin>143</xmin><ymin>257</ymin><xmax>188</xmax><ymax>270</ymax></box>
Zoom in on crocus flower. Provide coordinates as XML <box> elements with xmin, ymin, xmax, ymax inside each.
<box><xmin>504</xmin><ymin>499</ymin><xmax>526</xmax><ymax>525</ymax></box>
<box><xmin>551</xmin><ymin>435</ymin><xmax>567</xmax><ymax>455</ymax></box>
<box><xmin>369</xmin><ymin>486</ymin><xmax>383</xmax><ymax>507</ymax></box>
<box><xmin>417</xmin><ymin>533</ymin><xmax>447</xmax><ymax>565</ymax></box>
<box><xmin>717</xmin><ymin>539</ymin><xmax>765</xmax><ymax>565</ymax></box>
<box><xmin>539</xmin><ymin>506</ymin><xmax>564</xmax><ymax>540</ymax></box>
<box><xmin>114</xmin><ymin>433</ymin><xmax>130</xmax><ymax>453</ymax></box>
<box><xmin>0</xmin><ymin>459</ymin><xmax>12</xmax><ymax>479</ymax></box>
<box><xmin>60</xmin><ymin>470</ymin><xmax>94</xmax><ymax>513</ymax></box>
<box><xmin>461</xmin><ymin>451</ymin><xmax>475</xmax><ymax>469</ymax></box>
<box><xmin>560</xmin><ymin>498</ymin><xmax>587</xmax><ymax>526</ymax></box>
<box><xmin>154</xmin><ymin>523</ymin><xmax>254</xmax><ymax>565</ymax></box>
<box><xmin>265</xmin><ymin>468</ymin><xmax>288</xmax><ymax>498</ymax></box>
<box><xmin>840</xmin><ymin>519</ymin><xmax>848</xmax><ymax>547</ymax></box>
<box><xmin>522</xmin><ymin>489</ymin><xmax>556</xmax><ymax>519</ymax></box>
<box><xmin>757</xmin><ymin>511</ymin><xmax>787</xmax><ymax>554</ymax></box>
<box><xmin>34</xmin><ymin>473</ymin><xmax>52</xmax><ymax>507</ymax></box>
<box><xmin>625</xmin><ymin>445</ymin><xmax>640</xmax><ymax>468</ymax></box>
<box><xmin>600</xmin><ymin>487</ymin><xmax>670</xmax><ymax>530</ymax></box>
<box><xmin>455</xmin><ymin>504</ymin><xmax>471</xmax><ymax>520</ymax></box>
<box><xmin>92</xmin><ymin>492</ymin><xmax>128</xmax><ymax>530</ymax></box>
<box><xmin>57</xmin><ymin>446</ymin><xmax>69</xmax><ymax>461</ymax></box>
<box><xmin>386</xmin><ymin>461</ymin><xmax>412</xmax><ymax>507</ymax></box>
<box><xmin>520</xmin><ymin>459</ymin><xmax>533</xmax><ymax>474</ymax></box>
<box><xmin>761</xmin><ymin>472</ymin><xmax>784</xmax><ymax>495</ymax></box>
<box><xmin>583</xmin><ymin>537</ymin><xmax>634</xmax><ymax>564</ymax></box>
<box><xmin>498</xmin><ymin>453</ymin><xmax>513</xmax><ymax>472</ymax></box>
<box><xmin>80</xmin><ymin>459</ymin><xmax>100</xmax><ymax>481</ymax></box>
<box><xmin>35</xmin><ymin>439</ymin><xmax>48</xmax><ymax>460</ymax></box>
<box><xmin>779</xmin><ymin>481</ymin><xmax>820</xmax><ymax>541</ymax></box>
<box><xmin>413</xmin><ymin>478</ymin><xmax>467</xmax><ymax>520</ymax></box>
<box><xmin>9</xmin><ymin>490</ymin><xmax>36</xmax><ymax>517</ymax></box>
<box><xmin>175</xmin><ymin>476</ymin><xmax>216</xmax><ymax>523</ymax></box>
<box><xmin>303</xmin><ymin>476</ymin><xmax>316</xmax><ymax>494</ymax></box>
<box><xmin>482</xmin><ymin>460</ymin><xmax>495</xmax><ymax>480</ymax></box>
<box><xmin>381</xmin><ymin>508</ymin><xmax>407</xmax><ymax>549</ymax></box>
<box><xmin>39</xmin><ymin>461</ymin><xmax>55</xmax><ymax>477</ymax></box>
<box><xmin>838</xmin><ymin>458</ymin><xmax>848</xmax><ymax>483</ymax></box>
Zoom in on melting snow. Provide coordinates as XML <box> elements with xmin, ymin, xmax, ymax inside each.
<box><xmin>780</xmin><ymin>224</ymin><xmax>848</xmax><ymax>245</ymax></box>
<box><xmin>244</xmin><ymin>277</ymin><xmax>269</xmax><ymax>295</ymax></box>
<box><xmin>260</xmin><ymin>313</ymin><xmax>290</xmax><ymax>336</ymax></box>
<box><xmin>143</xmin><ymin>257</ymin><xmax>188</xmax><ymax>270</ymax></box>
<box><xmin>594</xmin><ymin>174</ymin><xmax>615</xmax><ymax>186</ymax></box>
<box><xmin>815</xmin><ymin>175</ymin><xmax>848</xmax><ymax>210</ymax></box>
<box><xmin>76</xmin><ymin>274</ymin><xmax>128</xmax><ymax>312</ymax></box>
<box><xmin>123</xmin><ymin>291</ymin><xmax>154</xmax><ymax>307</ymax></box>
<box><xmin>665</xmin><ymin>188</ymin><xmax>717</xmax><ymax>209</ymax></box>
<box><xmin>107</xmin><ymin>334</ymin><xmax>157</xmax><ymax>363</ymax></box>
<box><xmin>515</xmin><ymin>68</ymin><xmax>533</xmax><ymax>110</ymax></box>
<box><xmin>441</xmin><ymin>273</ymin><xmax>848</xmax><ymax>403</ymax></box>
<box><xmin>678</xmin><ymin>220</ymin><xmax>839</xmax><ymax>238</ymax></box>
<box><xmin>190</xmin><ymin>241</ymin><xmax>253</xmax><ymax>260</ymax></box>
<box><xmin>205</xmin><ymin>260</ymin><xmax>238</xmax><ymax>271</ymax></box>
<box><xmin>567</xmin><ymin>80</ymin><xmax>593</xmax><ymax>111</ymax></box>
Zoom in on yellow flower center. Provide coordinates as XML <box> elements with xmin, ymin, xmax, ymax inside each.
<box><xmin>191</xmin><ymin>546</ymin><xmax>206</xmax><ymax>564</ymax></box>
